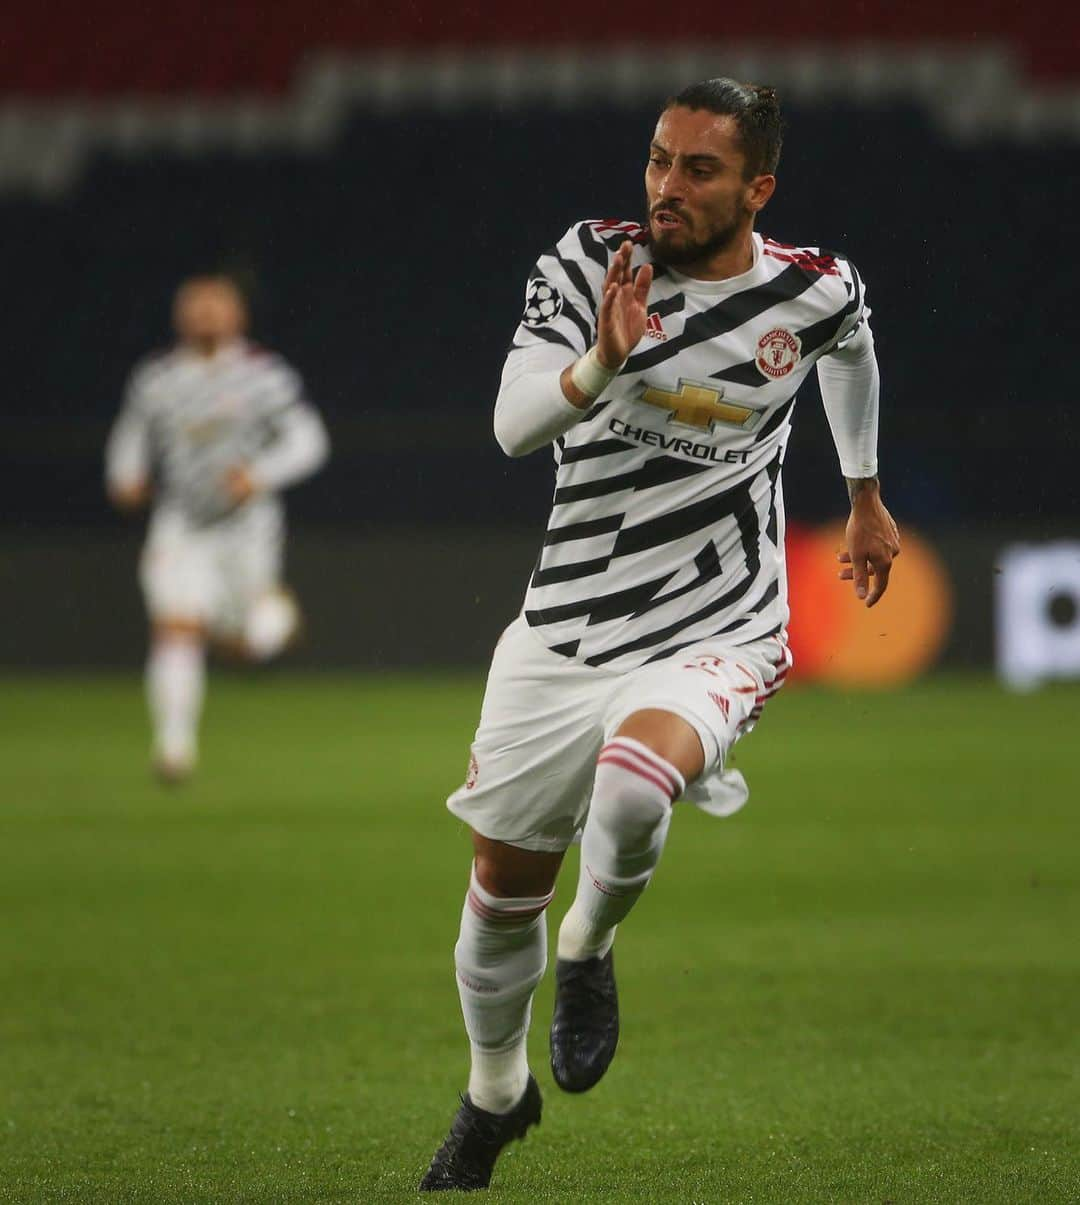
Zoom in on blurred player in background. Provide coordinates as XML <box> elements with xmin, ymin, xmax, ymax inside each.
<box><xmin>105</xmin><ymin>276</ymin><xmax>329</xmax><ymax>782</ymax></box>
<box><xmin>421</xmin><ymin>79</ymin><xmax>900</xmax><ymax>1190</ymax></box>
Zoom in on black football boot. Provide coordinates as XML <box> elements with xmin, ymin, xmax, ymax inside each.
<box><xmin>549</xmin><ymin>950</ymin><xmax>619</xmax><ymax>1093</ymax></box>
<box><xmin>419</xmin><ymin>1074</ymin><xmax>542</xmax><ymax>1192</ymax></box>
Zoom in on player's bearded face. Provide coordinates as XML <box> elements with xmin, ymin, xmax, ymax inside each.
<box><xmin>645</xmin><ymin>189</ymin><xmax>747</xmax><ymax>267</ymax></box>
<box><xmin>174</xmin><ymin>280</ymin><xmax>247</xmax><ymax>350</ymax></box>
<box><xmin>644</xmin><ymin>108</ymin><xmax>761</xmax><ymax>271</ymax></box>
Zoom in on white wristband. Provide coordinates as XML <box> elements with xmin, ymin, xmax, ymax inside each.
<box><xmin>570</xmin><ymin>346</ymin><xmax>624</xmax><ymax>399</ymax></box>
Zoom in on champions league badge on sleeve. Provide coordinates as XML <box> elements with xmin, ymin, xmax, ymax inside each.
<box><xmin>522</xmin><ymin>278</ymin><xmax>563</xmax><ymax>327</ymax></box>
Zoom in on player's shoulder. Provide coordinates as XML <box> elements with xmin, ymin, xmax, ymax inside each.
<box><xmin>579</xmin><ymin>217</ymin><xmax>650</xmax><ymax>246</ymax></box>
<box><xmin>127</xmin><ymin>347</ymin><xmax>179</xmax><ymax>394</ymax></box>
<box><xmin>761</xmin><ymin>235</ymin><xmax>852</xmax><ymax>278</ymax></box>
<box><xmin>238</xmin><ymin>341</ymin><xmax>299</xmax><ymax>382</ymax></box>
<box><xmin>555</xmin><ymin>217</ymin><xmax>651</xmax><ymax>265</ymax></box>
<box><xmin>761</xmin><ymin>235</ymin><xmax>864</xmax><ymax>306</ymax></box>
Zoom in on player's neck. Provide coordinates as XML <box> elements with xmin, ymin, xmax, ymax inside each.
<box><xmin>184</xmin><ymin>336</ymin><xmax>238</xmax><ymax>360</ymax></box>
<box><xmin>676</xmin><ymin>227</ymin><xmax>756</xmax><ymax>283</ymax></box>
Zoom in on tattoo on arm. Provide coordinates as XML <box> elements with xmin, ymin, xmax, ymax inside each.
<box><xmin>846</xmin><ymin>476</ymin><xmax>880</xmax><ymax>505</ymax></box>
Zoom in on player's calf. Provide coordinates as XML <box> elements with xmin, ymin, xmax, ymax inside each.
<box><xmin>552</xmin><ymin>737</ymin><xmax>684</xmax><ymax>1092</ymax></box>
<box><xmin>455</xmin><ymin>865</ymin><xmax>554</xmax><ymax>1113</ymax></box>
<box><xmin>422</xmin><ymin>864</ymin><xmax>553</xmax><ymax>1191</ymax></box>
<box><xmin>146</xmin><ymin>622</ymin><xmax>206</xmax><ymax>783</ymax></box>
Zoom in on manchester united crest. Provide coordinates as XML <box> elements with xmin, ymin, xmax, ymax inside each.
<box><xmin>755</xmin><ymin>328</ymin><xmax>801</xmax><ymax>379</ymax></box>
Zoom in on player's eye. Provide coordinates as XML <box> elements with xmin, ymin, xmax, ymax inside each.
<box><xmin>648</xmin><ymin>156</ymin><xmax>669</xmax><ymax>169</ymax></box>
<box><xmin>692</xmin><ymin>167</ymin><xmax>714</xmax><ymax>179</ymax></box>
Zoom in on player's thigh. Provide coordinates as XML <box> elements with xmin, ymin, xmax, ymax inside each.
<box><xmin>603</xmin><ymin>634</ymin><xmax>791</xmax><ymax>780</ymax></box>
<box><xmin>448</xmin><ymin>617</ymin><xmax>610</xmax><ymax>853</ymax></box>
<box><xmin>139</xmin><ymin>512</ymin><xmax>217</xmax><ymax>625</ymax></box>
<box><xmin>215</xmin><ymin>512</ymin><xmax>283</xmax><ymax>635</ymax></box>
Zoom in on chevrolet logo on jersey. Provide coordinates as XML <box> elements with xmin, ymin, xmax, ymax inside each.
<box><xmin>639</xmin><ymin>380</ymin><xmax>762</xmax><ymax>432</ymax></box>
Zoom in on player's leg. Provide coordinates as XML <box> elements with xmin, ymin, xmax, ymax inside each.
<box><xmin>145</xmin><ymin>619</ymin><xmax>207</xmax><ymax>782</ymax></box>
<box><xmin>217</xmin><ymin>505</ymin><xmax>299</xmax><ymax>661</ymax></box>
<box><xmin>558</xmin><ymin>709</ymin><xmax>702</xmax><ymax>962</ymax></box>
<box><xmin>551</xmin><ymin>639</ymin><xmax>790</xmax><ymax>1092</ymax></box>
<box><xmin>550</xmin><ymin>710</ymin><xmax>700</xmax><ymax>1092</ymax></box>
<box><xmin>457</xmin><ymin>833</ymin><xmax>563</xmax><ymax>1113</ymax></box>
<box><xmin>420</xmin><ymin>833</ymin><xmax>561</xmax><ymax>1193</ymax></box>
<box><xmin>139</xmin><ymin>514</ymin><xmax>214</xmax><ymax>781</ymax></box>
<box><xmin>422</xmin><ymin>618</ymin><xmax>604</xmax><ymax>1191</ymax></box>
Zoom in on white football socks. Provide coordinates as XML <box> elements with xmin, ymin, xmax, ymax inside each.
<box><xmin>454</xmin><ymin>865</ymin><xmax>553</xmax><ymax>1114</ymax></box>
<box><xmin>146</xmin><ymin>637</ymin><xmax>205</xmax><ymax>769</ymax></box>
<box><xmin>557</xmin><ymin>737</ymin><xmax>684</xmax><ymax>962</ymax></box>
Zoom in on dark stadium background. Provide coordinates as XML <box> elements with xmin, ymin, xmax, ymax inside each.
<box><xmin>2</xmin><ymin>0</ymin><xmax>1077</xmax><ymax>672</ymax></box>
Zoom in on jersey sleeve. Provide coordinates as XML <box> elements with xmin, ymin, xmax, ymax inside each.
<box><xmin>104</xmin><ymin>359</ymin><xmax>156</xmax><ymax>491</ymax></box>
<box><xmin>248</xmin><ymin>358</ymin><xmax>330</xmax><ymax>491</ymax></box>
<box><xmin>828</xmin><ymin>255</ymin><xmax>871</xmax><ymax>353</ymax></box>
<box><xmin>506</xmin><ymin>221</ymin><xmax>608</xmax><ymax>363</ymax></box>
<box><xmin>816</xmin><ymin>257</ymin><xmax>879</xmax><ymax>479</ymax></box>
<box><xmin>492</xmin><ymin>222</ymin><xmax>611</xmax><ymax>456</ymax></box>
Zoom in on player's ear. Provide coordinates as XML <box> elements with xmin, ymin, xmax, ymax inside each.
<box><xmin>746</xmin><ymin>174</ymin><xmax>776</xmax><ymax>213</ymax></box>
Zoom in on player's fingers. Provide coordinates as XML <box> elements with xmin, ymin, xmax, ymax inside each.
<box><xmin>605</xmin><ymin>246</ymin><xmax>627</xmax><ymax>290</ymax></box>
<box><xmin>838</xmin><ymin>567</ymin><xmax>854</xmax><ymax>580</ymax></box>
<box><xmin>865</xmin><ymin>557</ymin><xmax>893</xmax><ymax>607</ymax></box>
<box><xmin>597</xmin><ymin>281</ymin><xmax>618</xmax><ymax>330</ymax></box>
<box><xmin>852</xmin><ymin>557</ymin><xmax>870</xmax><ymax>601</ymax></box>
<box><xmin>634</xmin><ymin>263</ymin><xmax>653</xmax><ymax>305</ymax></box>
<box><xmin>836</xmin><ymin>549</ymin><xmax>852</xmax><ymax>564</ymax></box>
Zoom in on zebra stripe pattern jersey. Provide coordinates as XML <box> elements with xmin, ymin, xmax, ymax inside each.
<box><xmin>507</xmin><ymin>219</ymin><xmax>869</xmax><ymax>673</ymax></box>
<box><xmin>107</xmin><ymin>340</ymin><xmax>320</xmax><ymax>526</ymax></box>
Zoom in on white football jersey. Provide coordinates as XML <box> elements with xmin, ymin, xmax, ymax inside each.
<box><xmin>106</xmin><ymin>339</ymin><xmax>326</xmax><ymax>526</ymax></box>
<box><xmin>505</xmin><ymin>219</ymin><xmax>869</xmax><ymax>672</ymax></box>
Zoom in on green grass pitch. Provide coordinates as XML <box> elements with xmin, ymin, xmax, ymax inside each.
<box><xmin>1</xmin><ymin>674</ymin><xmax>1077</xmax><ymax>1203</ymax></box>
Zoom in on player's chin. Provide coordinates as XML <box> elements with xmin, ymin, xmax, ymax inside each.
<box><xmin>650</xmin><ymin>228</ymin><xmax>697</xmax><ymax>265</ymax></box>
<box><xmin>651</xmin><ymin>216</ymin><xmax>687</xmax><ymax>241</ymax></box>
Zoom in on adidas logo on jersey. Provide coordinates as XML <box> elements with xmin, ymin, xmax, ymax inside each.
<box><xmin>644</xmin><ymin>312</ymin><xmax>667</xmax><ymax>342</ymax></box>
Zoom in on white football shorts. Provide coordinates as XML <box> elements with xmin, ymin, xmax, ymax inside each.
<box><xmin>139</xmin><ymin>502</ymin><xmax>284</xmax><ymax>636</ymax></box>
<box><xmin>447</xmin><ymin>614</ymin><xmax>791</xmax><ymax>851</ymax></box>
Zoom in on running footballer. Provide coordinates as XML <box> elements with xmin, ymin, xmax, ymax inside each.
<box><xmin>420</xmin><ymin>79</ymin><xmax>900</xmax><ymax>1192</ymax></box>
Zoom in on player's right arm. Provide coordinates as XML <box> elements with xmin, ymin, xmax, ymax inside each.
<box><xmin>494</xmin><ymin>227</ymin><xmax>651</xmax><ymax>457</ymax></box>
<box><xmin>104</xmin><ymin>363</ymin><xmax>154</xmax><ymax>512</ymax></box>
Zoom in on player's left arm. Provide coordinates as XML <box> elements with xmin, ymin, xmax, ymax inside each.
<box><xmin>105</xmin><ymin>366</ymin><xmax>154</xmax><ymax>512</ymax></box>
<box><xmin>229</xmin><ymin>367</ymin><xmax>330</xmax><ymax>502</ymax></box>
<box><xmin>816</xmin><ymin>265</ymin><xmax>900</xmax><ymax>607</ymax></box>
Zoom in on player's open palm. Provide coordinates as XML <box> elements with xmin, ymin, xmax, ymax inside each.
<box><xmin>597</xmin><ymin>240</ymin><xmax>653</xmax><ymax>369</ymax></box>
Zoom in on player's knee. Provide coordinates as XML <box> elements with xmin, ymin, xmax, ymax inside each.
<box><xmin>613</xmin><ymin>709</ymin><xmax>705</xmax><ymax>782</ymax></box>
<box><xmin>153</xmin><ymin>617</ymin><xmax>206</xmax><ymax>645</ymax></box>
<box><xmin>454</xmin><ymin>873</ymin><xmax>552</xmax><ymax>1011</ymax></box>
<box><xmin>471</xmin><ymin>834</ymin><xmax>563</xmax><ymax>900</ymax></box>
<box><xmin>589</xmin><ymin>738</ymin><xmax>681</xmax><ymax>852</ymax></box>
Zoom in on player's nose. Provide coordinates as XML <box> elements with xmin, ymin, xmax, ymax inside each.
<box><xmin>655</xmin><ymin>168</ymin><xmax>685</xmax><ymax>202</ymax></box>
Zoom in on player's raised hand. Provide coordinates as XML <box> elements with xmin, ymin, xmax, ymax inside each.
<box><xmin>596</xmin><ymin>241</ymin><xmax>653</xmax><ymax>369</ymax></box>
<box><xmin>838</xmin><ymin>485</ymin><xmax>901</xmax><ymax>607</ymax></box>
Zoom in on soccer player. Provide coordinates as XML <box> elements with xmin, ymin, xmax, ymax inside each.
<box><xmin>105</xmin><ymin>275</ymin><xmax>329</xmax><ymax>782</ymax></box>
<box><xmin>420</xmin><ymin>78</ymin><xmax>901</xmax><ymax>1192</ymax></box>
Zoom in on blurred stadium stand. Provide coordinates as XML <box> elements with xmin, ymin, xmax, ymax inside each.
<box><xmin>2</xmin><ymin>1</ymin><xmax>1076</xmax><ymax>668</ymax></box>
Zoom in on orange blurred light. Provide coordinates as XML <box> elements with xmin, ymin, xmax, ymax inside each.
<box><xmin>786</xmin><ymin>522</ymin><xmax>953</xmax><ymax>687</ymax></box>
